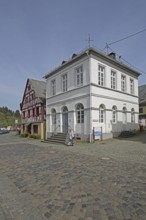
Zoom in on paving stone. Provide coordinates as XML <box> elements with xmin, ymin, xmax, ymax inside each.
<box><xmin>0</xmin><ymin>132</ymin><xmax>146</xmax><ymax>219</ymax></box>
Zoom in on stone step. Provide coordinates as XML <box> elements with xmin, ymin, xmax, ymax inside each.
<box><xmin>43</xmin><ymin>139</ymin><xmax>66</xmax><ymax>144</ymax></box>
<box><xmin>119</xmin><ymin>131</ymin><xmax>136</xmax><ymax>138</ymax></box>
<box><xmin>44</xmin><ymin>133</ymin><xmax>67</xmax><ymax>145</ymax></box>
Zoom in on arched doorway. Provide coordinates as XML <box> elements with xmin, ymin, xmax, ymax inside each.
<box><xmin>122</xmin><ymin>107</ymin><xmax>127</xmax><ymax>130</ymax></box>
<box><xmin>51</xmin><ymin>108</ymin><xmax>56</xmax><ymax>132</ymax></box>
<box><xmin>62</xmin><ymin>106</ymin><xmax>68</xmax><ymax>133</ymax></box>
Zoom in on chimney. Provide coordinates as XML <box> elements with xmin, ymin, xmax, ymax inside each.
<box><xmin>72</xmin><ymin>53</ymin><xmax>77</xmax><ymax>59</ymax></box>
<box><xmin>62</xmin><ymin>60</ymin><xmax>66</xmax><ymax>64</ymax></box>
<box><xmin>108</xmin><ymin>52</ymin><xmax>116</xmax><ymax>60</ymax></box>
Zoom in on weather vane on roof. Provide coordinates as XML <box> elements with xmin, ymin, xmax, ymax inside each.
<box><xmin>86</xmin><ymin>34</ymin><xmax>93</xmax><ymax>48</ymax></box>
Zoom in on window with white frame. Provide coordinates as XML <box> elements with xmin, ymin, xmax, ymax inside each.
<box><xmin>36</xmin><ymin>107</ymin><xmax>39</xmax><ymax>116</ymax></box>
<box><xmin>99</xmin><ymin>104</ymin><xmax>105</xmax><ymax>123</ymax></box>
<box><xmin>76</xmin><ymin>103</ymin><xmax>84</xmax><ymax>123</ymax></box>
<box><xmin>112</xmin><ymin>106</ymin><xmax>117</xmax><ymax>123</ymax></box>
<box><xmin>51</xmin><ymin>79</ymin><xmax>56</xmax><ymax>96</ymax></box>
<box><xmin>62</xmin><ymin>73</ymin><xmax>67</xmax><ymax>92</ymax></box>
<box><xmin>28</xmin><ymin>109</ymin><xmax>30</xmax><ymax>118</ymax></box>
<box><xmin>75</xmin><ymin>66</ymin><xmax>83</xmax><ymax>86</ymax></box>
<box><xmin>98</xmin><ymin>65</ymin><xmax>105</xmax><ymax>86</ymax></box>
<box><xmin>51</xmin><ymin>108</ymin><xmax>56</xmax><ymax>125</ymax></box>
<box><xmin>111</xmin><ymin>70</ymin><xmax>116</xmax><ymax>89</ymax></box>
<box><xmin>131</xmin><ymin>108</ymin><xmax>135</xmax><ymax>123</ymax></box>
<box><xmin>130</xmin><ymin>78</ymin><xmax>134</xmax><ymax>95</ymax></box>
<box><xmin>121</xmin><ymin>75</ymin><xmax>126</xmax><ymax>92</ymax></box>
<box><xmin>122</xmin><ymin>107</ymin><xmax>127</xmax><ymax>124</ymax></box>
<box><xmin>23</xmin><ymin>111</ymin><xmax>25</xmax><ymax>118</ymax></box>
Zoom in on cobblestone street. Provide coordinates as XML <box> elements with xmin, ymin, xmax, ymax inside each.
<box><xmin>0</xmin><ymin>132</ymin><xmax>146</xmax><ymax>220</ymax></box>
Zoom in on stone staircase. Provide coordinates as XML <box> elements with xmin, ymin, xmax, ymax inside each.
<box><xmin>119</xmin><ymin>130</ymin><xmax>136</xmax><ymax>138</ymax></box>
<box><xmin>43</xmin><ymin>133</ymin><xmax>67</xmax><ymax>145</ymax></box>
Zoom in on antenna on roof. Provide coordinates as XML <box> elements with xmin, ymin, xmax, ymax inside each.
<box><xmin>105</xmin><ymin>43</ymin><xmax>109</xmax><ymax>54</ymax></box>
<box><xmin>108</xmin><ymin>28</ymin><xmax>146</xmax><ymax>46</ymax></box>
<box><xmin>86</xmin><ymin>34</ymin><xmax>93</xmax><ymax>48</ymax></box>
<box><xmin>103</xmin><ymin>28</ymin><xmax>146</xmax><ymax>54</ymax></box>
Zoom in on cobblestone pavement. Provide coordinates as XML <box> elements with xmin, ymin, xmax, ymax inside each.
<box><xmin>0</xmin><ymin>132</ymin><xmax>146</xmax><ymax>220</ymax></box>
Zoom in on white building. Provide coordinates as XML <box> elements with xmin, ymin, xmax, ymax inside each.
<box><xmin>44</xmin><ymin>48</ymin><xmax>140</xmax><ymax>141</ymax></box>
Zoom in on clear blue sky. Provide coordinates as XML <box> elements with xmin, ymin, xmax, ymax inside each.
<box><xmin>0</xmin><ymin>0</ymin><xmax>146</xmax><ymax>111</ymax></box>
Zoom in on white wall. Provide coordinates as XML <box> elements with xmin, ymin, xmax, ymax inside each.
<box><xmin>46</xmin><ymin>56</ymin><xmax>90</xmax><ymax>99</ymax></box>
<box><xmin>90</xmin><ymin>56</ymin><xmax>138</xmax><ymax>96</ymax></box>
<box><xmin>45</xmin><ymin>52</ymin><xmax>139</xmax><ymax>140</ymax></box>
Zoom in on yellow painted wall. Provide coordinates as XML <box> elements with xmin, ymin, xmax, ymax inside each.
<box><xmin>40</xmin><ymin>122</ymin><xmax>46</xmax><ymax>140</ymax></box>
<box><xmin>143</xmin><ymin>106</ymin><xmax>146</xmax><ymax>114</ymax></box>
<box><xmin>21</xmin><ymin>122</ymin><xmax>46</xmax><ymax>139</ymax></box>
<box><xmin>140</xmin><ymin>106</ymin><xmax>146</xmax><ymax>115</ymax></box>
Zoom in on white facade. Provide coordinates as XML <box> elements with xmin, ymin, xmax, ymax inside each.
<box><xmin>44</xmin><ymin>48</ymin><xmax>140</xmax><ymax>141</ymax></box>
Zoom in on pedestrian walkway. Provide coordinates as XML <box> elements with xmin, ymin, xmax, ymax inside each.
<box><xmin>0</xmin><ymin>172</ymin><xmax>46</xmax><ymax>220</ymax></box>
<box><xmin>0</xmin><ymin>132</ymin><xmax>146</xmax><ymax>219</ymax></box>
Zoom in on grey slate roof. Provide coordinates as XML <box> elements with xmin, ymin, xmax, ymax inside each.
<box><xmin>139</xmin><ymin>84</ymin><xmax>146</xmax><ymax>105</ymax></box>
<box><xmin>44</xmin><ymin>47</ymin><xmax>141</xmax><ymax>79</ymax></box>
<box><xmin>29</xmin><ymin>78</ymin><xmax>46</xmax><ymax>99</ymax></box>
<box><xmin>21</xmin><ymin>78</ymin><xmax>46</xmax><ymax>109</ymax></box>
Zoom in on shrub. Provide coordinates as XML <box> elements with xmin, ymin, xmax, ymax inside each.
<box><xmin>29</xmin><ymin>134</ymin><xmax>41</xmax><ymax>139</ymax></box>
<box><xmin>20</xmin><ymin>133</ymin><xmax>29</xmax><ymax>138</ymax></box>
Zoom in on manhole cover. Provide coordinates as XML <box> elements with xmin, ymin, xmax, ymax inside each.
<box><xmin>50</xmin><ymin>151</ymin><xmax>55</xmax><ymax>154</ymax></box>
<box><xmin>101</xmin><ymin>157</ymin><xmax>110</xmax><ymax>160</ymax></box>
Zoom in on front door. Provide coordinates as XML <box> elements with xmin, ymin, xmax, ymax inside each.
<box><xmin>62</xmin><ymin>112</ymin><xmax>68</xmax><ymax>133</ymax></box>
<box><xmin>62</xmin><ymin>106</ymin><xmax>68</xmax><ymax>133</ymax></box>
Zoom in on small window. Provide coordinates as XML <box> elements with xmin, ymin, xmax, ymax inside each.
<box><xmin>51</xmin><ymin>79</ymin><xmax>56</xmax><ymax>96</ymax></box>
<box><xmin>33</xmin><ymin>108</ymin><xmax>35</xmax><ymax>117</ymax></box>
<box><xmin>121</xmin><ymin>75</ymin><xmax>126</xmax><ymax>92</ymax></box>
<box><xmin>123</xmin><ymin>107</ymin><xmax>127</xmax><ymax>124</ymax></box>
<box><xmin>62</xmin><ymin>106</ymin><xmax>68</xmax><ymax>113</ymax></box>
<box><xmin>23</xmin><ymin>111</ymin><xmax>25</xmax><ymax>118</ymax></box>
<box><xmin>51</xmin><ymin>109</ymin><xmax>56</xmax><ymax>125</ymax></box>
<box><xmin>62</xmin><ymin>73</ymin><xmax>67</xmax><ymax>92</ymax></box>
<box><xmin>30</xmin><ymin>93</ymin><xmax>34</xmax><ymax>101</ymax></box>
<box><xmin>99</xmin><ymin>104</ymin><xmax>105</xmax><ymax>123</ymax></box>
<box><xmin>28</xmin><ymin>109</ymin><xmax>30</xmax><ymax>118</ymax></box>
<box><xmin>76</xmin><ymin>103</ymin><xmax>84</xmax><ymax>123</ymax></box>
<box><xmin>98</xmin><ymin>65</ymin><xmax>105</xmax><ymax>86</ymax></box>
<box><xmin>33</xmin><ymin>125</ymin><xmax>38</xmax><ymax>133</ymax></box>
<box><xmin>139</xmin><ymin>108</ymin><xmax>143</xmax><ymax>113</ymax></box>
<box><xmin>25</xmin><ymin>96</ymin><xmax>28</xmax><ymax>103</ymax></box>
<box><xmin>111</xmin><ymin>70</ymin><xmax>116</xmax><ymax>89</ymax></box>
<box><xmin>131</xmin><ymin>108</ymin><xmax>135</xmax><ymax>123</ymax></box>
<box><xmin>75</xmin><ymin>66</ymin><xmax>83</xmax><ymax>86</ymax></box>
<box><xmin>28</xmin><ymin>85</ymin><xmax>31</xmax><ymax>90</ymax></box>
<box><xmin>36</xmin><ymin>107</ymin><xmax>39</xmax><ymax>116</ymax></box>
<box><xmin>130</xmin><ymin>78</ymin><xmax>134</xmax><ymax>95</ymax></box>
<box><xmin>112</xmin><ymin>106</ymin><xmax>117</xmax><ymax>123</ymax></box>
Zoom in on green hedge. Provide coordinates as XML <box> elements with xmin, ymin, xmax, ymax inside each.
<box><xmin>20</xmin><ymin>133</ymin><xmax>29</xmax><ymax>138</ymax></box>
<box><xmin>29</xmin><ymin>134</ymin><xmax>41</xmax><ymax>139</ymax></box>
<box><xmin>20</xmin><ymin>133</ymin><xmax>41</xmax><ymax>139</ymax></box>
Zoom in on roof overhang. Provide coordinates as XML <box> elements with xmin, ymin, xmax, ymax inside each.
<box><xmin>44</xmin><ymin>47</ymin><xmax>141</xmax><ymax>79</ymax></box>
